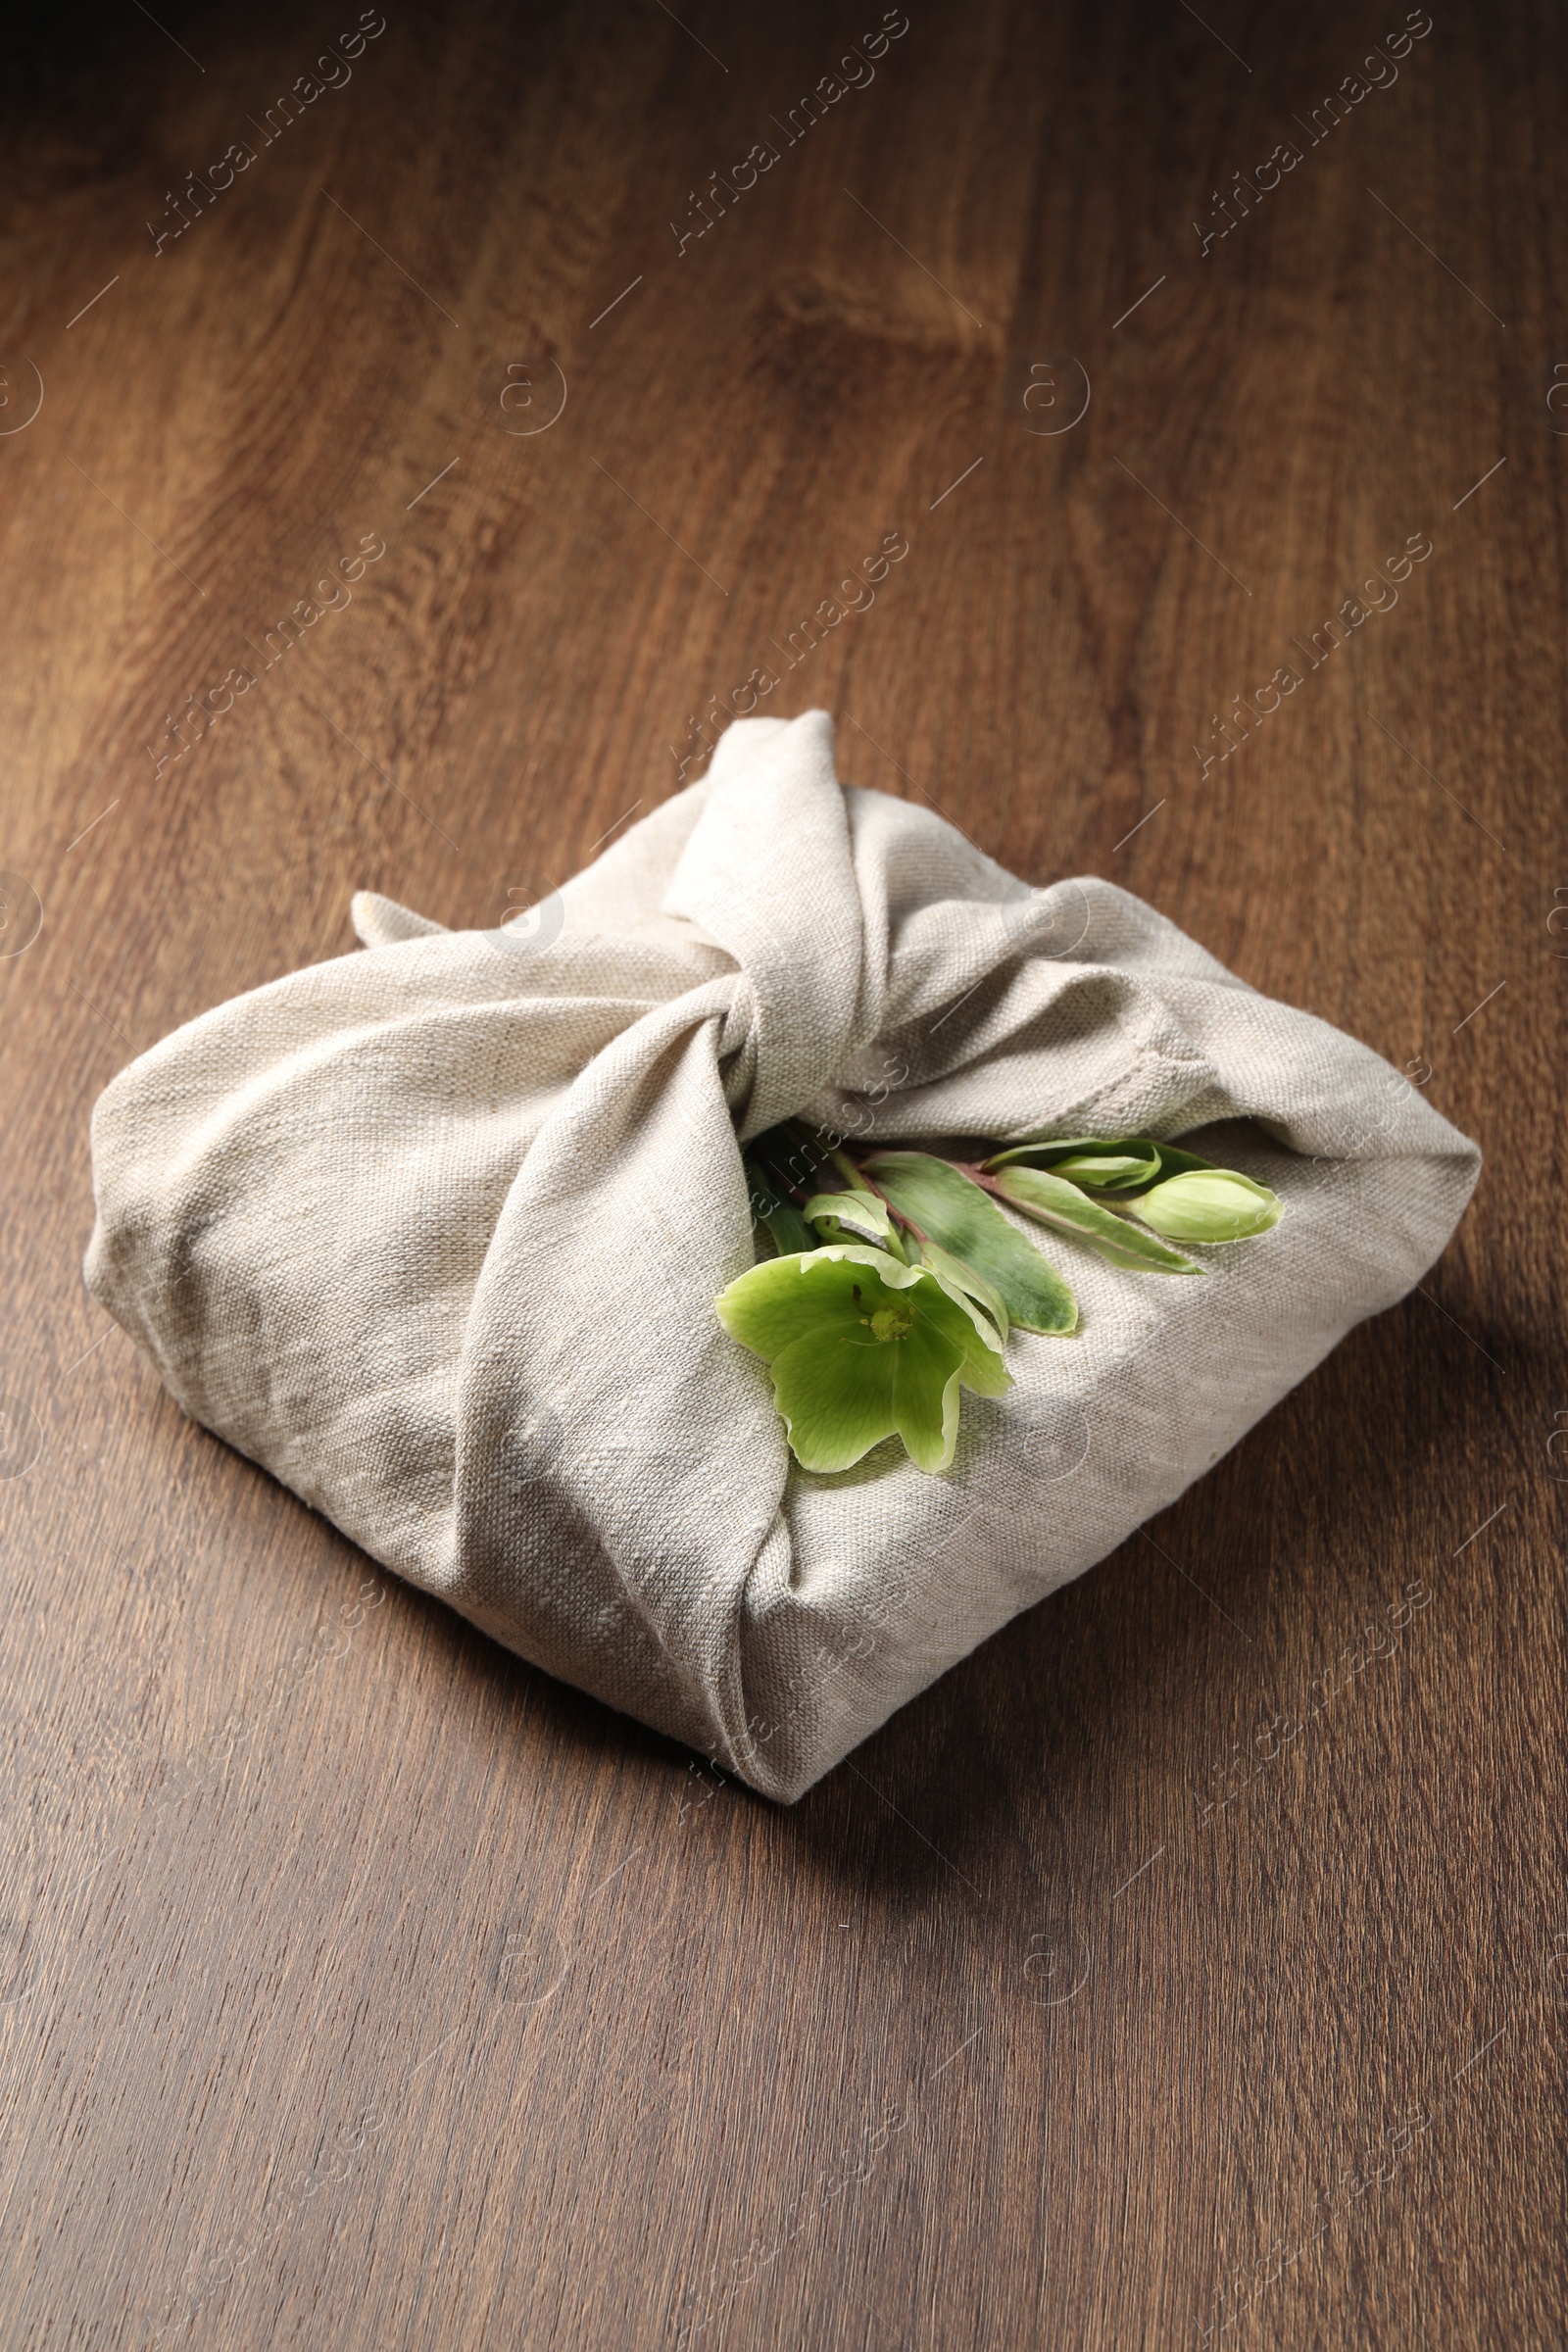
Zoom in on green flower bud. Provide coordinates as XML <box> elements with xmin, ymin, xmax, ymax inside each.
<box><xmin>1131</xmin><ymin>1169</ymin><xmax>1283</xmax><ymax>1243</ymax></box>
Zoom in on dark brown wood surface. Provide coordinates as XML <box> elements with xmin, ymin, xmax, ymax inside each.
<box><xmin>1</xmin><ymin>3</ymin><xmax>1562</xmax><ymax>2345</ymax></box>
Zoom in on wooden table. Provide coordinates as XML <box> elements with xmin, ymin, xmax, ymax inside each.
<box><xmin>2</xmin><ymin>3</ymin><xmax>1560</xmax><ymax>2345</ymax></box>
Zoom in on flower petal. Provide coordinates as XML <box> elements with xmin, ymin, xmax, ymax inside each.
<box><xmin>714</xmin><ymin>1247</ymin><xmax>882</xmax><ymax>1356</ymax></box>
<box><xmin>906</xmin><ymin>1280</ymin><xmax>1011</xmax><ymax>1397</ymax></box>
<box><xmin>767</xmin><ymin>1325</ymin><xmax>901</xmax><ymax>1472</ymax></box>
<box><xmin>908</xmin><ymin>1237</ymin><xmax>1009</xmax><ymax>1343</ymax></box>
<box><xmin>890</xmin><ymin>1309</ymin><xmax>967</xmax><ymax>1472</ymax></box>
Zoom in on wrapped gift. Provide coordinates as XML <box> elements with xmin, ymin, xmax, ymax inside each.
<box><xmin>85</xmin><ymin>712</ymin><xmax>1480</xmax><ymax>1799</ymax></box>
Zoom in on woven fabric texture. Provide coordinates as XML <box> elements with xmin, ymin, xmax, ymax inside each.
<box><xmin>85</xmin><ymin>711</ymin><xmax>1480</xmax><ymax>1799</ymax></box>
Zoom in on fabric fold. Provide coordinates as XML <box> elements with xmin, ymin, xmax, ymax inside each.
<box><xmin>85</xmin><ymin>710</ymin><xmax>1480</xmax><ymax>1799</ymax></box>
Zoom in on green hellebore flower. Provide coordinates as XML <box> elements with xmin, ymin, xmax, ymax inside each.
<box><xmin>1132</xmin><ymin>1167</ymin><xmax>1283</xmax><ymax>1242</ymax></box>
<box><xmin>714</xmin><ymin>1245</ymin><xmax>1009</xmax><ymax>1476</ymax></box>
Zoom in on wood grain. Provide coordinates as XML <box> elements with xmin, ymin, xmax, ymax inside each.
<box><xmin>1</xmin><ymin>3</ymin><xmax>1562</xmax><ymax>2346</ymax></box>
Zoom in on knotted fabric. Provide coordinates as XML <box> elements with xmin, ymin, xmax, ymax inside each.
<box><xmin>85</xmin><ymin>712</ymin><xmax>1480</xmax><ymax>1798</ymax></box>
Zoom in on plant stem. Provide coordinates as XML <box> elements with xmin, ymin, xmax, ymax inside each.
<box><xmin>951</xmin><ymin>1157</ymin><xmax>1011</xmax><ymax>1200</ymax></box>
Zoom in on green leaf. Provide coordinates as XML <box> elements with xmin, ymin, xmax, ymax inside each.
<box><xmin>984</xmin><ymin>1135</ymin><xmax>1161</xmax><ymax>1192</ymax></box>
<box><xmin>1040</xmin><ymin>1147</ymin><xmax>1162</xmax><ymax>1191</ymax></box>
<box><xmin>982</xmin><ymin>1131</ymin><xmax>1102</xmax><ymax>1165</ymax></box>
<box><xmin>1130</xmin><ymin>1168</ymin><xmax>1284</xmax><ymax>1242</ymax></box>
<box><xmin>759</xmin><ymin>1200</ymin><xmax>817</xmax><ymax>1255</ymax></box>
<box><xmin>714</xmin><ymin>1245</ymin><xmax>1009</xmax><ymax>1474</ymax></box>
<box><xmin>989</xmin><ymin>1164</ymin><xmax>1203</xmax><ymax>1273</ymax></box>
<box><xmin>862</xmin><ymin>1152</ymin><xmax>1078</xmax><ymax>1336</ymax></box>
<box><xmin>803</xmin><ymin>1190</ymin><xmax>904</xmax><ymax>1253</ymax></box>
<box><xmin>748</xmin><ymin>1122</ymin><xmax>830</xmax><ymax>1199</ymax></box>
<box><xmin>1145</xmin><ymin>1141</ymin><xmax>1221</xmax><ymax>1182</ymax></box>
<box><xmin>742</xmin><ymin>1154</ymin><xmax>816</xmax><ymax>1256</ymax></box>
<box><xmin>906</xmin><ymin>1237</ymin><xmax>1009</xmax><ymax>1343</ymax></box>
<box><xmin>982</xmin><ymin>1134</ymin><xmax>1234</xmax><ymax>1195</ymax></box>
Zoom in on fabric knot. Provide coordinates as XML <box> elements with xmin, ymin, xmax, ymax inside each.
<box><xmin>662</xmin><ymin>711</ymin><xmax>869</xmax><ymax>1137</ymax></box>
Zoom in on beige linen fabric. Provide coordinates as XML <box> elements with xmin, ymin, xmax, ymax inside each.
<box><xmin>85</xmin><ymin>711</ymin><xmax>1480</xmax><ymax>1799</ymax></box>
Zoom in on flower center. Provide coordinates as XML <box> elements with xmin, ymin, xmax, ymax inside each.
<box><xmin>864</xmin><ymin>1303</ymin><xmax>913</xmax><ymax>1343</ymax></box>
